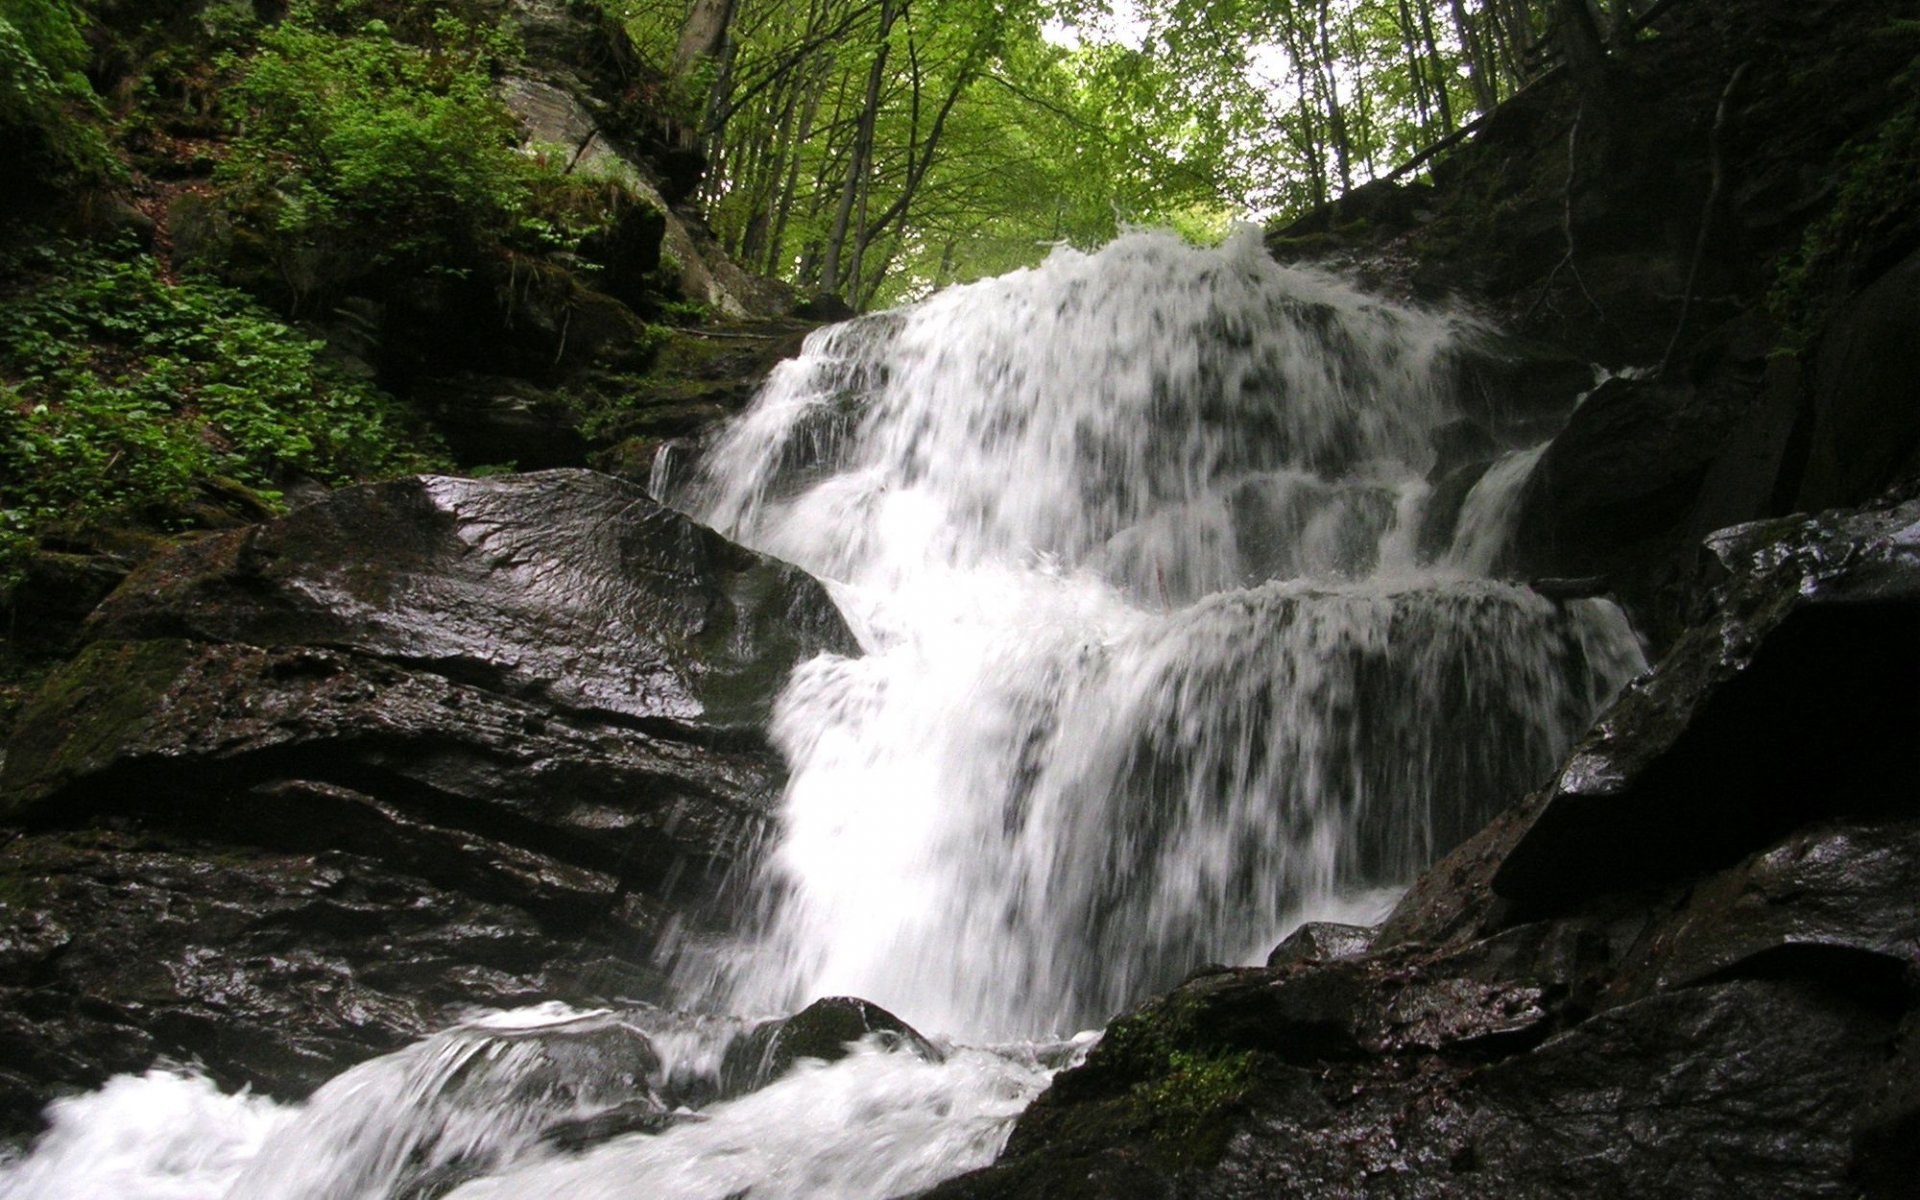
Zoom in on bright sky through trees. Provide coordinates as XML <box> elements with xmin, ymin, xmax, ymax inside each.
<box><xmin>630</xmin><ymin>0</ymin><xmax>1631</xmax><ymax>307</ymax></box>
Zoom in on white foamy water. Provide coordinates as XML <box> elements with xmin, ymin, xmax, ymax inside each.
<box><xmin>0</xmin><ymin>228</ymin><xmax>1644</xmax><ymax>1198</ymax></box>
<box><xmin>669</xmin><ymin>227</ymin><xmax>1644</xmax><ymax>1038</ymax></box>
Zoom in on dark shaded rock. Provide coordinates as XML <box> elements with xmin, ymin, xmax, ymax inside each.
<box><xmin>1492</xmin><ymin>499</ymin><xmax>1920</xmax><ymax>916</ymax></box>
<box><xmin>719</xmin><ymin>996</ymin><xmax>941</xmax><ymax>1099</ymax></box>
<box><xmin>414</xmin><ymin>373</ymin><xmax>593</xmax><ymax>471</ymax></box>
<box><xmin>1795</xmin><ymin>248</ymin><xmax>1920</xmax><ymax>511</ymax></box>
<box><xmin>1</xmin><ymin>550</ymin><xmax>134</xmax><ymax>660</ymax></box>
<box><xmin>1853</xmin><ymin>1006</ymin><xmax>1920</xmax><ymax>1200</ymax></box>
<box><xmin>1265</xmin><ymin>921</ymin><xmax>1374</xmax><ymax>968</ymax></box>
<box><xmin>1415</xmin><ymin>458</ymin><xmax>1495</xmax><ymax>564</ymax></box>
<box><xmin>0</xmin><ymin>470</ymin><xmax>854</xmax><ymax>1132</ymax></box>
<box><xmin>1602</xmin><ymin>816</ymin><xmax>1920</xmax><ymax>1008</ymax></box>
<box><xmin>932</xmin><ymin>494</ymin><xmax>1920</xmax><ymax>1198</ymax></box>
<box><xmin>1506</xmin><ymin>374</ymin><xmax>1750</xmax><ymax>587</ymax></box>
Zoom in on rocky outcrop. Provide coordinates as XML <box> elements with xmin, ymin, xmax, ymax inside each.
<box><xmin>0</xmin><ymin>470</ymin><xmax>854</xmax><ymax>1134</ymax></box>
<box><xmin>1268</xmin><ymin>0</ymin><xmax>1920</xmax><ymax>649</ymax></box>
<box><xmin>922</xmin><ymin>495</ymin><xmax>1920</xmax><ymax>1199</ymax></box>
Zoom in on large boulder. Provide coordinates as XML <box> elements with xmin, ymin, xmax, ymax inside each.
<box><xmin>922</xmin><ymin>495</ymin><xmax>1920</xmax><ymax>1199</ymax></box>
<box><xmin>0</xmin><ymin>470</ymin><xmax>854</xmax><ymax>1132</ymax></box>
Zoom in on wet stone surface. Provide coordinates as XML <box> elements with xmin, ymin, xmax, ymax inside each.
<box><xmin>920</xmin><ymin>496</ymin><xmax>1920</xmax><ymax>1200</ymax></box>
<box><xmin>0</xmin><ymin>471</ymin><xmax>855</xmax><ymax>1135</ymax></box>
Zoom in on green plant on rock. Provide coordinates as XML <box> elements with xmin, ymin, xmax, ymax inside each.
<box><xmin>1135</xmin><ymin>1049</ymin><xmax>1256</xmax><ymax>1149</ymax></box>
<box><xmin>1770</xmin><ymin>29</ymin><xmax>1920</xmax><ymax>350</ymax></box>
<box><xmin>0</xmin><ymin>0</ymin><xmax>120</xmax><ymax>197</ymax></box>
<box><xmin>0</xmin><ymin>242</ymin><xmax>444</xmax><ymax>588</ymax></box>
<box><xmin>216</xmin><ymin>2</ymin><xmax>531</xmax><ymax>292</ymax></box>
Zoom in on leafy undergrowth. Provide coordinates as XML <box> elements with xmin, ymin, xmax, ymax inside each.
<box><xmin>0</xmin><ymin>240</ymin><xmax>447</xmax><ymax>589</ymax></box>
<box><xmin>1769</xmin><ymin>22</ymin><xmax>1920</xmax><ymax>349</ymax></box>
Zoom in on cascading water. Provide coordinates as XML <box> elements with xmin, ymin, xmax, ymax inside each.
<box><xmin>664</xmin><ymin>227</ymin><xmax>1643</xmax><ymax>1039</ymax></box>
<box><xmin>0</xmin><ymin>228</ymin><xmax>1644</xmax><ymax>1199</ymax></box>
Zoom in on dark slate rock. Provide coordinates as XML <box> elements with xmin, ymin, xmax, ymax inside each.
<box><xmin>1458</xmin><ymin>979</ymin><xmax>1892</xmax><ymax>1199</ymax></box>
<box><xmin>1599</xmin><ymin>815</ymin><xmax>1920</xmax><ymax>1009</ymax></box>
<box><xmin>1491</xmin><ymin>499</ymin><xmax>1920</xmax><ymax>916</ymax></box>
<box><xmin>1265</xmin><ymin>921</ymin><xmax>1375</xmax><ymax>968</ymax></box>
<box><xmin>0</xmin><ymin>827</ymin><xmax>644</xmax><ymax>1131</ymax></box>
<box><xmin>0</xmin><ymin>470</ymin><xmax>855</xmax><ymax>1133</ymax></box>
<box><xmin>719</xmin><ymin>996</ymin><xmax>942</xmax><ymax>1099</ymax></box>
<box><xmin>75</xmin><ymin>470</ymin><xmax>855</xmax><ymax>734</ymax></box>
<box><xmin>1</xmin><ymin>639</ymin><xmax>777</xmax><ymax>898</ymax></box>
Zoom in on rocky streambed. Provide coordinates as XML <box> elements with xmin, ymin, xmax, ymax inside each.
<box><xmin>0</xmin><ymin>470</ymin><xmax>853</xmax><ymax>1131</ymax></box>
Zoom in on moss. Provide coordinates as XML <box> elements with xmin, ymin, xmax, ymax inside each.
<box><xmin>0</xmin><ymin>637</ymin><xmax>197</xmax><ymax>817</ymax></box>
<box><xmin>1004</xmin><ymin>986</ymin><xmax>1258</xmax><ymax>1174</ymax></box>
<box><xmin>1131</xmin><ymin>1049</ymin><xmax>1256</xmax><ymax>1159</ymax></box>
<box><xmin>1768</xmin><ymin>38</ymin><xmax>1920</xmax><ymax>351</ymax></box>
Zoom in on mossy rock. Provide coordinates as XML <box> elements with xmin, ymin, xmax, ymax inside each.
<box><xmin>0</xmin><ymin>638</ymin><xmax>200</xmax><ymax>818</ymax></box>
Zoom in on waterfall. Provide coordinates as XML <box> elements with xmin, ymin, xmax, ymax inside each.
<box><xmin>665</xmin><ymin>227</ymin><xmax>1644</xmax><ymax>1038</ymax></box>
<box><xmin>0</xmin><ymin>228</ymin><xmax>1644</xmax><ymax>1199</ymax></box>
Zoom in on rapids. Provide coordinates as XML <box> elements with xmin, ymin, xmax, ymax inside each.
<box><xmin>0</xmin><ymin>228</ymin><xmax>1643</xmax><ymax>1199</ymax></box>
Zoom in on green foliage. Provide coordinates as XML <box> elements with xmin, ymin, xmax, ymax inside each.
<box><xmin>1135</xmin><ymin>1049</ymin><xmax>1255</xmax><ymax>1147</ymax></box>
<box><xmin>0</xmin><ymin>243</ymin><xmax>443</xmax><ymax>586</ymax></box>
<box><xmin>216</xmin><ymin>2</ymin><xmax>533</xmax><ymax>281</ymax></box>
<box><xmin>1770</xmin><ymin>36</ymin><xmax>1920</xmax><ymax>350</ymax></box>
<box><xmin>0</xmin><ymin>0</ymin><xmax>120</xmax><ymax>193</ymax></box>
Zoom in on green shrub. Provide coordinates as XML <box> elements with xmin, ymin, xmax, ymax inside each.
<box><xmin>0</xmin><ymin>0</ymin><xmax>119</xmax><ymax>195</ymax></box>
<box><xmin>216</xmin><ymin>3</ymin><xmax>530</xmax><ymax>283</ymax></box>
<box><xmin>1771</xmin><ymin>31</ymin><xmax>1920</xmax><ymax>348</ymax></box>
<box><xmin>0</xmin><ymin>242</ymin><xmax>444</xmax><ymax>587</ymax></box>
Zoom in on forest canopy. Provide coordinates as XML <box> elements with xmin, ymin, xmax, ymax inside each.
<box><xmin>620</xmin><ymin>0</ymin><xmax>1657</xmax><ymax>306</ymax></box>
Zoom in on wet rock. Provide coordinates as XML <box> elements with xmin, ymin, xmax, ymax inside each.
<box><xmin>927</xmin><ymin>496</ymin><xmax>1920</xmax><ymax>1198</ymax></box>
<box><xmin>0</xmin><ymin>470</ymin><xmax>854</xmax><ymax>1132</ymax></box>
<box><xmin>68</xmin><ymin>470</ymin><xmax>853</xmax><ymax>734</ymax></box>
<box><xmin>1264</xmin><ymin>921</ymin><xmax>1374</xmax><ymax>968</ymax></box>
<box><xmin>720</xmin><ymin>996</ymin><xmax>941</xmax><ymax>1098</ymax></box>
<box><xmin>0</xmin><ymin>827</ymin><xmax>606</xmax><ymax>1130</ymax></box>
<box><xmin>1492</xmin><ymin>499</ymin><xmax>1920</xmax><ymax>916</ymax></box>
<box><xmin>1459</xmin><ymin>979</ymin><xmax>1891</xmax><ymax>1198</ymax></box>
<box><xmin>1595</xmin><ymin>815</ymin><xmax>1920</xmax><ymax>1012</ymax></box>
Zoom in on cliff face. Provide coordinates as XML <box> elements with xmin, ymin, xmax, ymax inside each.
<box><xmin>1272</xmin><ymin>0</ymin><xmax>1920</xmax><ymax>648</ymax></box>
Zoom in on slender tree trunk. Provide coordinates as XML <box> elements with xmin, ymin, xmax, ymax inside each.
<box><xmin>1416</xmin><ymin>0</ymin><xmax>1455</xmax><ymax>130</ymax></box>
<box><xmin>1315</xmin><ymin>0</ymin><xmax>1352</xmax><ymax>191</ymax></box>
<box><xmin>672</xmin><ymin>0</ymin><xmax>737</xmax><ymax>147</ymax></box>
<box><xmin>1448</xmin><ymin>0</ymin><xmax>1499</xmax><ymax>113</ymax></box>
<box><xmin>1553</xmin><ymin>0</ymin><xmax>1612</xmax><ymax>112</ymax></box>
<box><xmin>767</xmin><ymin>71</ymin><xmax>824</xmax><ymax>277</ymax></box>
<box><xmin>821</xmin><ymin>0</ymin><xmax>901</xmax><ymax>297</ymax></box>
<box><xmin>1396</xmin><ymin>0</ymin><xmax>1435</xmax><ymax>132</ymax></box>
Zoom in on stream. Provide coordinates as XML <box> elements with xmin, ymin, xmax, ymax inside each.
<box><xmin>0</xmin><ymin>229</ymin><xmax>1643</xmax><ymax>1199</ymax></box>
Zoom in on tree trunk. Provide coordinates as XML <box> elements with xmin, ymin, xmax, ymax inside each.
<box><xmin>822</xmin><ymin>0</ymin><xmax>901</xmax><ymax>298</ymax></box>
<box><xmin>673</xmin><ymin>0</ymin><xmax>738</xmax><ymax>84</ymax></box>
<box><xmin>1553</xmin><ymin>0</ymin><xmax>1611</xmax><ymax>110</ymax></box>
<box><xmin>671</xmin><ymin>0</ymin><xmax>738</xmax><ymax>149</ymax></box>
